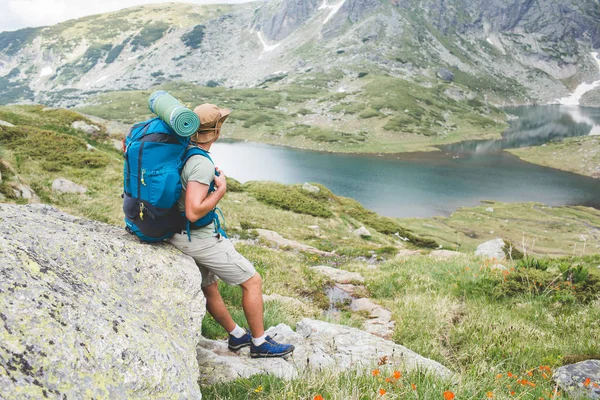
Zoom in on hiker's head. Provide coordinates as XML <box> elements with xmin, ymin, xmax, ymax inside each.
<box><xmin>191</xmin><ymin>103</ymin><xmax>231</xmax><ymax>145</ymax></box>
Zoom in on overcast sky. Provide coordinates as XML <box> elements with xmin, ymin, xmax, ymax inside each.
<box><xmin>0</xmin><ymin>0</ymin><xmax>256</xmax><ymax>32</ymax></box>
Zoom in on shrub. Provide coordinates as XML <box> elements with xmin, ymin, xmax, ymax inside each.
<box><xmin>358</xmin><ymin>108</ymin><xmax>381</xmax><ymax>119</ymax></box>
<box><xmin>493</xmin><ymin>267</ymin><xmax>600</xmax><ymax>304</ymax></box>
<box><xmin>516</xmin><ymin>257</ymin><xmax>549</xmax><ymax>271</ymax></box>
<box><xmin>105</xmin><ymin>44</ymin><xmax>125</xmax><ymax>64</ymax></box>
<box><xmin>0</xmin><ymin>125</ymin><xmax>110</xmax><ymax>170</ymax></box>
<box><xmin>181</xmin><ymin>25</ymin><xmax>205</xmax><ymax>49</ymax></box>
<box><xmin>226</xmin><ymin>177</ymin><xmax>244</xmax><ymax>192</ymax></box>
<box><xmin>131</xmin><ymin>22</ymin><xmax>169</xmax><ymax>48</ymax></box>
<box><xmin>246</xmin><ymin>182</ymin><xmax>333</xmax><ymax>218</ymax></box>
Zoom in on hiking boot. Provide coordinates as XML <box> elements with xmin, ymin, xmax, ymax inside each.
<box><xmin>228</xmin><ymin>329</ymin><xmax>252</xmax><ymax>351</ymax></box>
<box><xmin>250</xmin><ymin>335</ymin><xmax>295</xmax><ymax>358</ymax></box>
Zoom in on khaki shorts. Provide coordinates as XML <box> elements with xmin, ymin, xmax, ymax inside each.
<box><xmin>167</xmin><ymin>233</ymin><xmax>256</xmax><ymax>288</ymax></box>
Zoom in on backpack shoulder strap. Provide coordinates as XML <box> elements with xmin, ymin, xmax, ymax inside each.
<box><xmin>184</xmin><ymin>146</ymin><xmax>214</xmax><ymax>166</ymax></box>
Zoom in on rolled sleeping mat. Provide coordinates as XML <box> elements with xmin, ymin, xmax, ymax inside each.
<box><xmin>148</xmin><ymin>90</ymin><xmax>200</xmax><ymax>137</ymax></box>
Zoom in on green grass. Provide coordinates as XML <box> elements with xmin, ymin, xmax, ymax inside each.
<box><xmin>2</xmin><ymin>104</ymin><xmax>599</xmax><ymax>400</ymax></box>
<box><xmin>400</xmin><ymin>202</ymin><xmax>600</xmax><ymax>257</ymax></box>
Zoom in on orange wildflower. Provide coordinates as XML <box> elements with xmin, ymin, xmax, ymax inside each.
<box><xmin>393</xmin><ymin>371</ymin><xmax>402</xmax><ymax>379</ymax></box>
<box><xmin>510</xmin><ymin>391</ymin><xmax>516</xmax><ymax>396</ymax></box>
<box><xmin>379</xmin><ymin>388</ymin><xmax>386</xmax><ymax>396</ymax></box>
<box><xmin>411</xmin><ymin>383</ymin><xmax>417</xmax><ymax>391</ymax></box>
<box><xmin>496</xmin><ymin>374</ymin><xmax>503</xmax><ymax>379</ymax></box>
<box><xmin>372</xmin><ymin>369</ymin><xmax>380</xmax><ymax>377</ymax></box>
<box><xmin>314</xmin><ymin>396</ymin><xmax>324</xmax><ymax>400</ymax></box>
<box><xmin>385</xmin><ymin>378</ymin><xmax>392</xmax><ymax>383</ymax></box>
<box><xmin>527</xmin><ymin>381</ymin><xmax>536</xmax><ymax>388</ymax></box>
<box><xmin>527</xmin><ymin>371</ymin><xmax>533</xmax><ymax>377</ymax></box>
<box><xmin>443</xmin><ymin>391</ymin><xmax>455</xmax><ymax>400</ymax></box>
<box><xmin>593</xmin><ymin>382</ymin><xmax>599</xmax><ymax>389</ymax></box>
<box><xmin>507</xmin><ymin>372</ymin><xmax>514</xmax><ymax>378</ymax></box>
<box><xmin>486</xmin><ymin>391</ymin><xmax>494</xmax><ymax>398</ymax></box>
<box><xmin>542</xmin><ymin>373</ymin><xmax>548</xmax><ymax>379</ymax></box>
<box><xmin>583</xmin><ymin>378</ymin><xmax>591</xmax><ymax>387</ymax></box>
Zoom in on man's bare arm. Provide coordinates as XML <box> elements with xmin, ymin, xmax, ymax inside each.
<box><xmin>185</xmin><ymin>171</ymin><xmax>227</xmax><ymax>222</ymax></box>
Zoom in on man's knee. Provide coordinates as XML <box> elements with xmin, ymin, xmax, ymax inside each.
<box><xmin>240</xmin><ymin>273</ymin><xmax>262</xmax><ymax>290</ymax></box>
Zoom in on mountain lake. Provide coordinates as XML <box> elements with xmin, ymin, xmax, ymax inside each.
<box><xmin>211</xmin><ymin>105</ymin><xmax>600</xmax><ymax>218</ymax></box>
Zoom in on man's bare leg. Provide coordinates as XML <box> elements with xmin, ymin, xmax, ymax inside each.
<box><xmin>240</xmin><ymin>273</ymin><xmax>265</xmax><ymax>337</ymax></box>
<box><xmin>202</xmin><ymin>282</ymin><xmax>236</xmax><ymax>333</ymax></box>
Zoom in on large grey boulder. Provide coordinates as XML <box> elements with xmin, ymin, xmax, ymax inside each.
<box><xmin>475</xmin><ymin>238</ymin><xmax>506</xmax><ymax>260</ymax></box>
<box><xmin>196</xmin><ymin>319</ymin><xmax>452</xmax><ymax>385</ymax></box>
<box><xmin>0</xmin><ymin>204</ymin><xmax>205</xmax><ymax>399</ymax></box>
<box><xmin>0</xmin><ymin>119</ymin><xmax>15</xmax><ymax>127</ymax></box>
<box><xmin>554</xmin><ymin>360</ymin><xmax>600</xmax><ymax>399</ymax></box>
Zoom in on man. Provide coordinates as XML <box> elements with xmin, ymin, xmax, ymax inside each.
<box><xmin>167</xmin><ymin>103</ymin><xmax>294</xmax><ymax>358</ymax></box>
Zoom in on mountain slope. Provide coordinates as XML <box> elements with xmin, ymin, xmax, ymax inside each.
<box><xmin>0</xmin><ymin>0</ymin><xmax>599</xmax><ymax>150</ymax></box>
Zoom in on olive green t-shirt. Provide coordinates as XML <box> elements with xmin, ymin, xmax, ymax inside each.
<box><xmin>177</xmin><ymin>150</ymin><xmax>216</xmax><ymax>239</ymax></box>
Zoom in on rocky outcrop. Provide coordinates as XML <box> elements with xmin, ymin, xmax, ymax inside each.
<box><xmin>553</xmin><ymin>360</ymin><xmax>600</xmax><ymax>399</ymax></box>
<box><xmin>0</xmin><ymin>204</ymin><xmax>206</xmax><ymax>399</ymax></box>
<box><xmin>196</xmin><ymin>319</ymin><xmax>452</xmax><ymax>385</ymax></box>
<box><xmin>255</xmin><ymin>0</ymin><xmax>320</xmax><ymax>41</ymax></box>
<box><xmin>255</xmin><ymin>229</ymin><xmax>333</xmax><ymax>255</ymax></box>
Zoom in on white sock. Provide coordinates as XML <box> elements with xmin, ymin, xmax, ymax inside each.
<box><xmin>229</xmin><ymin>324</ymin><xmax>246</xmax><ymax>338</ymax></box>
<box><xmin>252</xmin><ymin>333</ymin><xmax>267</xmax><ymax>346</ymax></box>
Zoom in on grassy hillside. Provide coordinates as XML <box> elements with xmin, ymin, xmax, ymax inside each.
<box><xmin>77</xmin><ymin>77</ymin><xmax>507</xmax><ymax>154</ymax></box>
<box><xmin>1</xmin><ymin>105</ymin><xmax>599</xmax><ymax>399</ymax></box>
<box><xmin>508</xmin><ymin>135</ymin><xmax>600</xmax><ymax>179</ymax></box>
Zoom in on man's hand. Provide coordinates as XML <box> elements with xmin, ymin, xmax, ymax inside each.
<box><xmin>215</xmin><ymin>167</ymin><xmax>227</xmax><ymax>192</ymax></box>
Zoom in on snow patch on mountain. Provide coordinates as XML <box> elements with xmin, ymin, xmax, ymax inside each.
<box><xmin>319</xmin><ymin>0</ymin><xmax>347</xmax><ymax>25</ymax></box>
<box><xmin>557</xmin><ymin>52</ymin><xmax>600</xmax><ymax>106</ymax></box>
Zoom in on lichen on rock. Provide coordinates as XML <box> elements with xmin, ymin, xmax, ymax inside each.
<box><xmin>0</xmin><ymin>204</ymin><xmax>206</xmax><ymax>399</ymax></box>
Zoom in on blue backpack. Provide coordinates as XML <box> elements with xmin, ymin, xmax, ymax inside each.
<box><xmin>122</xmin><ymin>117</ymin><xmax>225</xmax><ymax>242</ymax></box>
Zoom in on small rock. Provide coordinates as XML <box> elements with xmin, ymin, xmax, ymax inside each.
<box><xmin>350</xmin><ymin>298</ymin><xmax>380</xmax><ymax>313</ymax></box>
<box><xmin>474</xmin><ymin>238</ymin><xmax>506</xmax><ymax>260</ymax></box>
<box><xmin>302</xmin><ymin>182</ymin><xmax>320</xmax><ymax>193</ymax></box>
<box><xmin>553</xmin><ymin>360</ymin><xmax>600</xmax><ymax>399</ymax></box>
<box><xmin>0</xmin><ymin>119</ymin><xmax>15</xmax><ymax>127</ymax></box>
<box><xmin>437</xmin><ymin>68</ymin><xmax>455</xmax><ymax>82</ymax></box>
<box><xmin>52</xmin><ymin>178</ymin><xmax>87</xmax><ymax>194</ymax></box>
<box><xmin>311</xmin><ymin>265</ymin><xmax>365</xmax><ymax>284</ymax></box>
<box><xmin>353</xmin><ymin>226</ymin><xmax>371</xmax><ymax>238</ymax></box>
<box><xmin>12</xmin><ymin>183</ymin><xmax>38</xmax><ymax>201</ymax></box>
<box><xmin>308</xmin><ymin>225</ymin><xmax>320</xmax><ymax>231</ymax></box>
<box><xmin>72</xmin><ymin>120</ymin><xmax>101</xmax><ymax>135</ymax></box>
<box><xmin>86</xmin><ymin>144</ymin><xmax>96</xmax><ymax>151</ymax></box>
<box><xmin>486</xmin><ymin>207</ymin><xmax>494</xmax><ymax>212</ymax></box>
